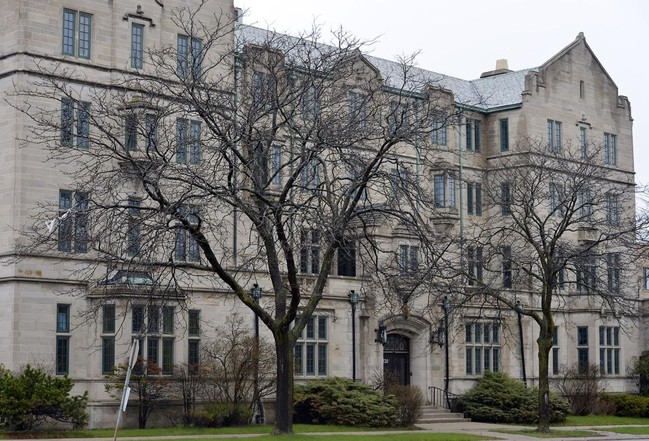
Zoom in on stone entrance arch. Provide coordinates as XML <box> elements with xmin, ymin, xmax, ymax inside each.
<box><xmin>381</xmin><ymin>315</ymin><xmax>432</xmax><ymax>388</ymax></box>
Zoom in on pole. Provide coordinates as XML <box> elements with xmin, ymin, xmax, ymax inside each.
<box><xmin>517</xmin><ymin>302</ymin><xmax>527</xmax><ymax>386</ymax></box>
<box><xmin>351</xmin><ymin>301</ymin><xmax>357</xmax><ymax>381</ymax></box>
<box><xmin>443</xmin><ymin>296</ymin><xmax>450</xmax><ymax>409</ymax></box>
<box><xmin>251</xmin><ymin>285</ymin><xmax>264</xmax><ymax>423</ymax></box>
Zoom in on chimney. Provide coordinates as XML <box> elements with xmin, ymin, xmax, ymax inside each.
<box><xmin>234</xmin><ymin>7</ymin><xmax>243</xmax><ymax>25</ymax></box>
<box><xmin>480</xmin><ymin>58</ymin><xmax>513</xmax><ymax>78</ymax></box>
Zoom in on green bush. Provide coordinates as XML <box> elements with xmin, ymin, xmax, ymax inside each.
<box><xmin>294</xmin><ymin>377</ymin><xmax>398</xmax><ymax>427</ymax></box>
<box><xmin>0</xmin><ymin>364</ymin><xmax>88</xmax><ymax>430</ymax></box>
<box><xmin>458</xmin><ymin>371</ymin><xmax>570</xmax><ymax>424</ymax></box>
<box><xmin>192</xmin><ymin>402</ymin><xmax>253</xmax><ymax>427</ymax></box>
<box><xmin>602</xmin><ymin>393</ymin><xmax>649</xmax><ymax>417</ymax></box>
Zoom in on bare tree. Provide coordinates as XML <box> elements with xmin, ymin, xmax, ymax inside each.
<box><xmin>10</xmin><ymin>4</ymin><xmax>456</xmax><ymax>433</ymax></box>
<box><xmin>453</xmin><ymin>139</ymin><xmax>643</xmax><ymax>432</ymax></box>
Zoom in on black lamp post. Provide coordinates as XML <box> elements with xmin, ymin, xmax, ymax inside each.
<box><xmin>250</xmin><ymin>284</ymin><xmax>264</xmax><ymax>423</ymax></box>
<box><xmin>516</xmin><ymin>299</ymin><xmax>527</xmax><ymax>386</ymax></box>
<box><xmin>443</xmin><ymin>296</ymin><xmax>451</xmax><ymax>408</ymax></box>
<box><xmin>349</xmin><ymin>289</ymin><xmax>360</xmax><ymax>381</ymax></box>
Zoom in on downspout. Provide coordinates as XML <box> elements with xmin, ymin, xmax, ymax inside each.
<box><xmin>233</xmin><ymin>54</ymin><xmax>241</xmax><ymax>265</ymax></box>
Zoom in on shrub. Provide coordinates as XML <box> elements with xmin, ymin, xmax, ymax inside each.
<box><xmin>602</xmin><ymin>393</ymin><xmax>649</xmax><ymax>417</ymax></box>
<box><xmin>554</xmin><ymin>364</ymin><xmax>607</xmax><ymax>415</ymax></box>
<box><xmin>192</xmin><ymin>402</ymin><xmax>253</xmax><ymax>427</ymax></box>
<box><xmin>458</xmin><ymin>371</ymin><xmax>570</xmax><ymax>424</ymax></box>
<box><xmin>294</xmin><ymin>377</ymin><xmax>398</xmax><ymax>427</ymax></box>
<box><xmin>629</xmin><ymin>352</ymin><xmax>649</xmax><ymax>396</ymax></box>
<box><xmin>386</xmin><ymin>384</ymin><xmax>424</xmax><ymax>427</ymax></box>
<box><xmin>0</xmin><ymin>364</ymin><xmax>88</xmax><ymax>430</ymax></box>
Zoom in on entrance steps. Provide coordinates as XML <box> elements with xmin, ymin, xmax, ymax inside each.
<box><xmin>416</xmin><ymin>405</ymin><xmax>470</xmax><ymax>424</ymax></box>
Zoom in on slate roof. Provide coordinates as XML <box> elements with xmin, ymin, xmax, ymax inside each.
<box><xmin>237</xmin><ymin>24</ymin><xmax>537</xmax><ymax>113</ymax></box>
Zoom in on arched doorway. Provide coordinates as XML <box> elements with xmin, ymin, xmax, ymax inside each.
<box><xmin>384</xmin><ymin>333</ymin><xmax>410</xmax><ymax>385</ymax></box>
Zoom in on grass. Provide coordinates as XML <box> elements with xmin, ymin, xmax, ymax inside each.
<box><xmin>494</xmin><ymin>429</ymin><xmax>597</xmax><ymax>439</ymax></box>
<box><xmin>560</xmin><ymin>415</ymin><xmax>649</xmax><ymax>426</ymax></box>
<box><xmin>603</xmin><ymin>426</ymin><xmax>649</xmax><ymax>435</ymax></box>
<box><xmin>166</xmin><ymin>435</ymin><xmax>491</xmax><ymax>441</ymax></box>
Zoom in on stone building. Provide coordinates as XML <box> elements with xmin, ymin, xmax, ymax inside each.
<box><xmin>0</xmin><ymin>0</ymin><xmax>641</xmax><ymax>428</ymax></box>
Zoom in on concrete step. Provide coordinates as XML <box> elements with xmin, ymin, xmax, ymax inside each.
<box><xmin>417</xmin><ymin>406</ymin><xmax>470</xmax><ymax>424</ymax></box>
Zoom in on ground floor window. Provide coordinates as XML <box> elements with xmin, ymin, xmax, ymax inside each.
<box><xmin>599</xmin><ymin>326</ymin><xmax>620</xmax><ymax>375</ymax></box>
<box><xmin>294</xmin><ymin>315</ymin><xmax>328</xmax><ymax>376</ymax></box>
<box><xmin>465</xmin><ymin>321</ymin><xmax>500</xmax><ymax>375</ymax></box>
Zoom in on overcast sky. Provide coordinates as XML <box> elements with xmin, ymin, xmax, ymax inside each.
<box><xmin>235</xmin><ymin>0</ymin><xmax>649</xmax><ymax>194</ymax></box>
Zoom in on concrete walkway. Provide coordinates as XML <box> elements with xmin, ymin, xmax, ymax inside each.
<box><xmin>10</xmin><ymin>423</ymin><xmax>649</xmax><ymax>441</ymax></box>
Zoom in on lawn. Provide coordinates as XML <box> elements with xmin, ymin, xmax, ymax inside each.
<box><xmin>597</xmin><ymin>426</ymin><xmax>649</xmax><ymax>435</ymax></box>
<box><xmin>494</xmin><ymin>429</ymin><xmax>597</xmax><ymax>439</ymax></box>
<box><xmin>560</xmin><ymin>415</ymin><xmax>649</xmax><ymax>426</ymax></box>
<box><xmin>167</xmin><ymin>435</ymin><xmax>490</xmax><ymax>441</ymax></box>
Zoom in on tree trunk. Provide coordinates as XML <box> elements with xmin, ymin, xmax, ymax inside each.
<box><xmin>537</xmin><ymin>325</ymin><xmax>552</xmax><ymax>433</ymax></box>
<box><xmin>273</xmin><ymin>331</ymin><xmax>294</xmax><ymax>434</ymax></box>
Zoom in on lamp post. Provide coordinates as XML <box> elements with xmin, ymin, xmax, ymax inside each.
<box><xmin>349</xmin><ymin>290</ymin><xmax>360</xmax><ymax>381</ymax></box>
<box><xmin>250</xmin><ymin>284</ymin><xmax>264</xmax><ymax>423</ymax></box>
<box><xmin>516</xmin><ymin>299</ymin><xmax>527</xmax><ymax>387</ymax></box>
<box><xmin>443</xmin><ymin>296</ymin><xmax>451</xmax><ymax>408</ymax></box>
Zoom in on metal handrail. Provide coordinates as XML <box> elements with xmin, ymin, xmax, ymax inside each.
<box><xmin>428</xmin><ymin>386</ymin><xmax>459</xmax><ymax>410</ymax></box>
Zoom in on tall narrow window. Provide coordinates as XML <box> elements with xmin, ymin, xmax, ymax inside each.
<box><xmin>188</xmin><ymin>310</ymin><xmax>200</xmax><ymax>369</ymax></box>
<box><xmin>398</xmin><ymin>244</ymin><xmax>419</xmax><ymax>275</ymax></box>
<box><xmin>189</xmin><ymin>120</ymin><xmax>201</xmax><ymax>164</ymax></box>
<box><xmin>576</xmin><ymin>254</ymin><xmax>596</xmax><ymax>293</ymax></box>
<box><xmin>578</xmin><ymin>190</ymin><xmax>592</xmax><ymax>221</ymax></box>
<box><xmin>644</xmin><ymin>268</ymin><xmax>649</xmax><ymax>290</ymax></box>
<box><xmin>300</xmin><ymin>229</ymin><xmax>320</xmax><ymax>274</ymax></box>
<box><xmin>606</xmin><ymin>192</ymin><xmax>619</xmax><ymax>226</ymax></box>
<box><xmin>102</xmin><ymin>305</ymin><xmax>116</xmax><ymax>375</ymax></box>
<box><xmin>58</xmin><ymin>190</ymin><xmax>88</xmax><ymax>253</ymax></box>
<box><xmin>466</xmin><ymin>118</ymin><xmax>481</xmax><ymax>152</ymax></box>
<box><xmin>467</xmin><ymin>245</ymin><xmax>483</xmax><ymax>285</ymax></box>
<box><xmin>61</xmin><ymin>99</ymin><xmax>91</xmax><ymax>149</ymax></box>
<box><xmin>176</xmin><ymin>119</ymin><xmax>201</xmax><ymax>164</ymax></box>
<box><xmin>552</xmin><ymin>326</ymin><xmax>560</xmax><ymax>375</ymax></box>
<box><xmin>577</xmin><ymin>327</ymin><xmax>589</xmax><ymax>374</ymax></box>
<box><xmin>579</xmin><ymin>80</ymin><xmax>585</xmax><ymax>99</ymax></box>
<box><xmin>604</xmin><ymin>133</ymin><xmax>617</xmax><ymax>166</ymax></box>
<box><xmin>125</xmin><ymin>114</ymin><xmax>138</xmax><ymax>151</ymax></box>
<box><xmin>579</xmin><ymin>127</ymin><xmax>587</xmax><ymax>159</ymax></box>
<box><xmin>337</xmin><ymin>238</ymin><xmax>356</xmax><ymax>277</ymax></box>
<box><xmin>62</xmin><ymin>9</ymin><xmax>92</xmax><ymax>59</ymax></box>
<box><xmin>144</xmin><ymin>114</ymin><xmax>158</xmax><ymax>153</ymax></box>
<box><xmin>56</xmin><ymin>304</ymin><xmax>71</xmax><ymax>375</ymax></box>
<box><xmin>549</xmin><ymin>182</ymin><xmax>564</xmax><ymax>217</ymax></box>
<box><xmin>547</xmin><ymin>119</ymin><xmax>562</xmax><ymax>152</ymax></box>
<box><xmin>448</xmin><ymin>174</ymin><xmax>456</xmax><ymax>208</ymax></box>
<box><xmin>502</xmin><ymin>246</ymin><xmax>512</xmax><ymax>288</ymax></box>
<box><xmin>349</xmin><ymin>92</ymin><xmax>367</xmax><ymax>129</ymax></box>
<box><xmin>174</xmin><ymin>206</ymin><xmax>200</xmax><ymax>262</ymax></box>
<box><xmin>131</xmin><ymin>23</ymin><xmax>144</xmax><ymax>69</ymax></box>
<box><xmin>177</xmin><ymin>35</ymin><xmax>202</xmax><ymax>79</ymax></box>
<box><xmin>599</xmin><ymin>326</ymin><xmax>620</xmax><ymax>375</ymax></box>
<box><xmin>499</xmin><ymin>119</ymin><xmax>509</xmax><ymax>152</ymax></box>
<box><xmin>270</xmin><ymin>145</ymin><xmax>282</xmax><ymax>186</ymax></box>
<box><xmin>607</xmin><ymin>253</ymin><xmax>621</xmax><ymax>295</ymax></box>
<box><xmin>433</xmin><ymin>174</ymin><xmax>445</xmax><ymax>208</ymax></box>
<box><xmin>500</xmin><ymin>182</ymin><xmax>511</xmax><ymax>216</ymax></box>
<box><xmin>432</xmin><ymin>112</ymin><xmax>447</xmax><ymax>146</ymax></box>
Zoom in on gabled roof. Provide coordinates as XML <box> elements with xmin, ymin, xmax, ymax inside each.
<box><xmin>240</xmin><ymin>25</ymin><xmax>614</xmax><ymax>112</ymax></box>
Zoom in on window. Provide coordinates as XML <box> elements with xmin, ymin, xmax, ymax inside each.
<box><xmin>465</xmin><ymin>118</ymin><xmax>481</xmax><ymax>152</ymax></box>
<box><xmin>174</xmin><ymin>205</ymin><xmax>200</xmax><ymax>262</ymax></box>
<box><xmin>576</xmin><ymin>254</ymin><xmax>596</xmax><ymax>293</ymax></box>
<box><xmin>56</xmin><ymin>304</ymin><xmax>71</xmax><ymax>375</ymax></box>
<box><xmin>606</xmin><ymin>192</ymin><xmax>619</xmax><ymax>226</ymax></box>
<box><xmin>126</xmin><ymin>197</ymin><xmax>141</xmax><ymax>257</ymax></box>
<box><xmin>434</xmin><ymin>174</ymin><xmax>445</xmax><ymax>208</ymax></box>
<box><xmin>188</xmin><ymin>309</ymin><xmax>200</xmax><ymax>369</ymax></box>
<box><xmin>349</xmin><ymin>92</ymin><xmax>367</xmax><ymax>129</ymax></box>
<box><xmin>577</xmin><ymin>326</ymin><xmax>589</xmax><ymax>374</ymax></box>
<box><xmin>606</xmin><ymin>253</ymin><xmax>621</xmax><ymax>295</ymax></box>
<box><xmin>388</xmin><ymin>101</ymin><xmax>409</xmax><ymax>136</ymax></box>
<box><xmin>58</xmin><ymin>190</ymin><xmax>88</xmax><ymax>253</ymax></box>
<box><xmin>337</xmin><ymin>238</ymin><xmax>356</xmax><ymax>277</ymax></box>
<box><xmin>131</xmin><ymin>23</ymin><xmax>144</xmax><ymax>69</ymax></box>
<box><xmin>579</xmin><ymin>80</ymin><xmax>585</xmax><ymax>99</ymax></box>
<box><xmin>467</xmin><ymin>182</ymin><xmax>482</xmax><ymax>216</ymax></box>
<box><xmin>549</xmin><ymin>182</ymin><xmax>564</xmax><ymax>217</ymax></box>
<box><xmin>500</xmin><ymin>182</ymin><xmax>511</xmax><ymax>216</ymax></box>
<box><xmin>432</xmin><ymin>112</ymin><xmax>447</xmax><ymax>146</ymax></box>
<box><xmin>301</xmin><ymin>84</ymin><xmax>319</xmax><ymax>122</ymax></box>
<box><xmin>61</xmin><ymin>98</ymin><xmax>90</xmax><ymax>149</ymax></box>
<box><xmin>644</xmin><ymin>268</ymin><xmax>649</xmax><ymax>290</ymax></box>
<box><xmin>604</xmin><ymin>133</ymin><xmax>617</xmax><ymax>165</ymax></box>
<box><xmin>295</xmin><ymin>315</ymin><xmax>328</xmax><ymax>376</ymax></box>
<box><xmin>125</xmin><ymin>113</ymin><xmax>138</xmax><ymax>151</ymax></box>
<box><xmin>301</xmin><ymin>157</ymin><xmax>321</xmax><ymax>191</ymax></box>
<box><xmin>62</xmin><ymin>9</ymin><xmax>92</xmax><ymax>59</ymax></box>
<box><xmin>398</xmin><ymin>244</ymin><xmax>419</xmax><ymax>275</ymax></box>
<box><xmin>176</xmin><ymin>119</ymin><xmax>201</xmax><ymax>164</ymax></box>
<box><xmin>580</xmin><ymin>127</ymin><xmax>588</xmax><ymax>159</ymax></box>
<box><xmin>144</xmin><ymin>114</ymin><xmax>158</xmax><ymax>153</ymax></box>
<box><xmin>132</xmin><ymin>306</ymin><xmax>175</xmax><ymax>374</ymax></box>
<box><xmin>300</xmin><ymin>229</ymin><xmax>320</xmax><ymax>274</ymax></box>
<box><xmin>448</xmin><ymin>175</ymin><xmax>456</xmax><ymax>209</ymax></box>
<box><xmin>599</xmin><ymin>326</ymin><xmax>620</xmax><ymax>375</ymax></box>
<box><xmin>466</xmin><ymin>245</ymin><xmax>483</xmax><ymax>286</ymax></box>
<box><xmin>270</xmin><ymin>145</ymin><xmax>282</xmax><ymax>186</ymax></box>
<box><xmin>578</xmin><ymin>190</ymin><xmax>592</xmax><ymax>221</ymax></box>
<box><xmin>252</xmin><ymin>70</ymin><xmax>275</xmax><ymax>110</ymax></box>
<box><xmin>499</xmin><ymin>119</ymin><xmax>509</xmax><ymax>152</ymax></box>
<box><xmin>547</xmin><ymin>119</ymin><xmax>562</xmax><ymax>152</ymax></box>
<box><xmin>390</xmin><ymin>167</ymin><xmax>408</xmax><ymax>199</ymax></box>
<box><xmin>102</xmin><ymin>305</ymin><xmax>116</xmax><ymax>374</ymax></box>
<box><xmin>552</xmin><ymin>326</ymin><xmax>560</xmax><ymax>375</ymax></box>
<box><xmin>465</xmin><ymin>322</ymin><xmax>500</xmax><ymax>375</ymax></box>
<box><xmin>177</xmin><ymin>34</ymin><xmax>202</xmax><ymax>79</ymax></box>
<box><xmin>502</xmin><ymin>246</ymin><xmax>512</xmax><ymax>289</ymax></box>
